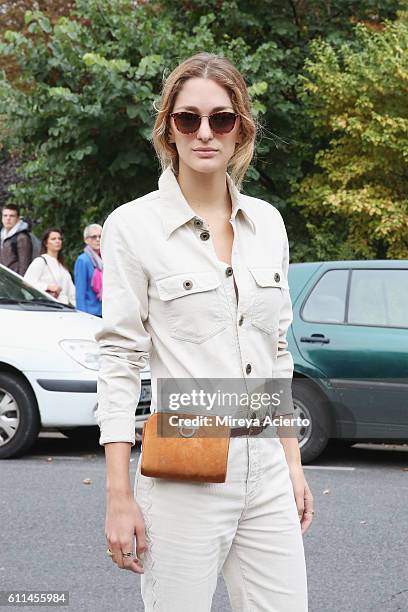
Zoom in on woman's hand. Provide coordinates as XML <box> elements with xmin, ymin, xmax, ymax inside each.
<box><xmin>288</xmin><ymin>463</ymin><xmax>314</xmax><ymax>535</ymax></box>
<box><xmin>46</xmin><ymin>284</ymin><xmax>61</xmax><ymax>297</ymax></box>
<box><xmin>105</xmin><ymin>494</ymin><xmax>147</xmax><ymax>574</ymax></box>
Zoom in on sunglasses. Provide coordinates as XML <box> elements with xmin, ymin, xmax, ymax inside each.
<box><xmin>170</xmin><ymin>111</ymin><xmax>239</xmax><ymax>135</ymax></box>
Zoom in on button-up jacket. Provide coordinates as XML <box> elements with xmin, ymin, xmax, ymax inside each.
<box><xmin>95</xmin><ymin>168</ymin><xmax>295</xmax><ymax>445</ymax></box>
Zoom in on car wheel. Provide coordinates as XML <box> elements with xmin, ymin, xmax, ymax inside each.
<box><xmin>61</xmin><ymin>426</ymin><xmax>100</xmax><ymax>445</ymax></box>
<box><xmin>292</xmin><ymin>379</ymin><xmax>333</xmax><ymax>463</ymax></box>
<box><xmin>0</xmin><ymin>372</ymin><xmax>40</xmax><ymax>459</ymax></box>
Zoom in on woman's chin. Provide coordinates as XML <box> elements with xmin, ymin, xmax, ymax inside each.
<box><xmin>183</xmin><ymin>157</ymin><xmax>226</xmax><ymax>175</ymax></box>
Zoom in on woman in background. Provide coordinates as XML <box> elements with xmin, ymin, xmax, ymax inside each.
<box><xmin>24</xmin><ymin>228</ymin><xmax>75</xmax><ymax>306</ymax></box>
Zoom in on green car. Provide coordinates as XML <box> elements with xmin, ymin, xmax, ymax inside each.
<box><xmin>287</xmin><ymin>260</ymin><xmax>408</xmax><ymax>462</ymax></box>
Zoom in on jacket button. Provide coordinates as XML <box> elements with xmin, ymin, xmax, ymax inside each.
<box><xmin>274</xmin><ymin>272</ymin><xmax>280</xmax><ymax>283</ymax></box>
<box><xmin>245</xmin><ymin>363</ymin><xmax>252</xmax><ymax>375</ymax></box>
<box><xmin>183</xmin><ymin>280</ymin><xmax>193</xmax><ymax>290</ymax></box>
<box><xmin>238</xmin><ymin>314</ymin><xmax>244</xmax><ymax>326</ymax></box>
<box><xmin>200</xmin><ymin>231</ymin><xmax>210</xmax><ymax>241</ymax></box>
<box><xmin>225</xmin><ymin>266</ymin><xmax>233</xmax><ymax>277</ymax></box>
<box><xmin>193</xmin><ymin>218</ymin><xmax>203</xmax><ymax>227</ymax></box>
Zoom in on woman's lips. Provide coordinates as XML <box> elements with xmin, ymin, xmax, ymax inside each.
<box><xmin>193</xmin><ymin>149</ymin><xmax>218</xmax><ymax>158</ymax></box>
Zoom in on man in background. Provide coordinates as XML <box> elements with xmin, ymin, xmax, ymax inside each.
<box><xmin>0</xmin><ymin>204</ymin><xmax>33</xmax><ymax>276</ymax></box>
<box><xmin>74</xmin><ymin>223</ymin><xmax>103</xmax><ymax>316</ymax></box>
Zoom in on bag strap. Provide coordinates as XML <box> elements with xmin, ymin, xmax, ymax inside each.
<box><xmin>40</xmin><ymin>255</ymin><xmax>59</xmax><ymax>285</ymax></box>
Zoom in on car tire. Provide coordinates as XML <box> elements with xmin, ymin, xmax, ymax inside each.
<box><xmin>0</xmin><ymin>372</ymin><xmax>40</xmax><ymax>459</ymax></box>
<box><xmin>292</xmin><ymin>379</ymin><xmax>333</xmax><ymax>463</ymax></box>
<box><xmin>61</xmin><ymin>426</ymin><xmax>100</xmax><ymax>445</ymax></box>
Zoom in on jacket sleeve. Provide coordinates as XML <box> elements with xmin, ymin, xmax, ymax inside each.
<box><xmin>273</xmin><ymin>212</ymin><xmax>295</xmax><ymax>416</ymax></box>
<box><xmin>17</xmin><ymin>233</ymin><xmax>33</xmax><ymax>276</ymax></box>
<box><xmin>74</xmin><ymin>257</ymin><xmax>88</xmax><ymax>312</ymax></box>
<box><xmin>94</xmin><ymin>211</ymin><xmax>152</xmax><ymax>446</ymax></box>
<box><xmin>68</xmin><ymin>273</ymin><xmax>76</xmax><ymax>306</ymax></box>
<box><xmin>24</xmin><ymin>257</ymin><xmax>48</xmax><ymax>293</ymax></box>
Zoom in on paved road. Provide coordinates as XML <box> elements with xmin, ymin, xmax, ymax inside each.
<box><xmin>1</xmin><ymin>435</ymin><xmax>408</xmax><ymax>612</ymax></box>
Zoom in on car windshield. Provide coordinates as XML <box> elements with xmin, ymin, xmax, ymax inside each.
<box><xmin>0</xmin><ymin>265</ymin><xmax>74</xmax><ymax>310</ymax></box>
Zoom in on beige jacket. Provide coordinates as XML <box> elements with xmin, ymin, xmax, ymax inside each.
<box><xmin>95</xmin><ymin>168</ymin><xmax>295</xmax><ymax>445</ymax></box>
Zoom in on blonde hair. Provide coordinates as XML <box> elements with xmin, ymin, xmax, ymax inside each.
<box><xmin>152</xmin><ymin>53</ymin><xmax>257</xmax><ymax>188</ymax></box>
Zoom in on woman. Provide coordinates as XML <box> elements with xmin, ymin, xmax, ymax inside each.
<box><xmin>96</xmin><ymin>53</ymin><xmax>314</xmax><ymax>611</ymax></box>
<box><xmin>73</xmin><ymin>224</ymin><xmax>103</xmax><ymax>316</ymax></box>
<box><xmin>24</xmin><ymin>228</ymin><xmax>75</xmax><ymax>306</ymax></box>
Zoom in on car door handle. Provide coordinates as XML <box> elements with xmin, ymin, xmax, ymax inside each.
<box><xmin>300</xmin><ymin>334</ymin><xmax>330</xmax><ymax>344</ymax></box>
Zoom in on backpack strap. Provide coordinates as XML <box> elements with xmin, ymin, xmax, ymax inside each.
<box><xmin>10</xmin><ymin>230</ymin><xmax>29</xmax><ymax>258</ymax></box>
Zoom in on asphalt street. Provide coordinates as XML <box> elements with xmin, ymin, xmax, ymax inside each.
<box><xmin>1</xmin><ymin>434</ymin><xmax>408</xmax><ymax>612</ymax></box>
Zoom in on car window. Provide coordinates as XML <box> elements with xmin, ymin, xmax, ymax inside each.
<box><xmin>302</xmin><ymin>269</ymin><xmax>348</xmax><ymax>323</ymax></box>
<box><xmin>0</xmin><ymin>265</ymin><xmax>72</xmax><ymax>310</ymax></box>
<box><xmin>0</xmin><ymin>266</ymin><xmax>50</xmax><ymax>301</ymax></box>
<box><xmin>348</xmin><ymin>269</ymin><xmax>408</xmax><ymax>328</ymax></box>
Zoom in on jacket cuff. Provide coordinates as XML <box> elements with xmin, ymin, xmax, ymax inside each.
<box><xmin>97</xmin><ymin>416</ymin><xmax>136</xmax><ymax>446</ymax></box>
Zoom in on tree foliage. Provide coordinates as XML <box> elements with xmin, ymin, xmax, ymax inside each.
<box><xmin>293</xmin><ymin>14</ymin><xmax>408</xmax><ymax>259</ymax></box>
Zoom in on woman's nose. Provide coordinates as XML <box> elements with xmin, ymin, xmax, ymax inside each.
<box><xmin>196</xmin><ymin>116</ymin><xmax>213</xmax><ymax>140</ymax></box>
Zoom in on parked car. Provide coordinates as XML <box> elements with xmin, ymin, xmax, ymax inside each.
<box><xmin>126</xmin><ymin>259</ymin><xmax>408</xmax><ymax>463</ymax></box>
<box><xmin>0</xmin><ymin>264</ymin><xmax>150</xmax><ymax>459</ymax></box>
<box><xmin>288</xmin><ymin>260</ymin><xmax>408</xmax><ymax>462</ymax></box>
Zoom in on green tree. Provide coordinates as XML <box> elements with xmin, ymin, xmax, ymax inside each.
<box><xmin>292</xmin><ymin>14</ymin><xmax>408</xmax><ymax>259</ymax></box>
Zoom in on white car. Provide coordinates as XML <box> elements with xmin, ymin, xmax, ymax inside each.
<box><xmin>0</xmin><ymin>264</ymin><xmax>151</xmax><ymax>459</ymax></box>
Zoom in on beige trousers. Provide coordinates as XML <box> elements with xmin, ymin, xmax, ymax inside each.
<box><xmin>134</xmin><ymin>435</ymin><xmax>308</xmax><ymax>612</ymax></box>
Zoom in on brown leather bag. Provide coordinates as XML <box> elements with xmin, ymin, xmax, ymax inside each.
<box><xmin>140</xmin><ymin>412</ymin><xmax>231</xmax><ymax>483</ymax></box>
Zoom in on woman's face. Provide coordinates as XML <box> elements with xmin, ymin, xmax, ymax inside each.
<box><xmin>46</xmin><ymin>232</ymin><xmax>62</xmax><ymax>252</ymax></box>
<box><xmin>169</xmin><ymin>77</ymin><xmax>241</xmax><ymax>176</ymax></box>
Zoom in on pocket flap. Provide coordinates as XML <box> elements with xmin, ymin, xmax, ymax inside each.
<box><xmin>156</xmin><ymin>271</ymin><xmax>221</xmax><ymax>301</ymax></box>
<box><xmin>248</xmin><ymin>266</ymin><xmax>287</xmax><ymax>288</ymax></box>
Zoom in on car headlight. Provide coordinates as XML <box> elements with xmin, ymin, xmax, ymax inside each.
<box><xmin>59</xmin><ymin>340</ymin><xmax>100</xmax><ymax>370</ymax></box>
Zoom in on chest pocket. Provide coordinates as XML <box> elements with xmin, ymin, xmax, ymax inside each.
<box><xmin>248</xmin><ymin>266</ymin><xmax>286</xmax><ymax>334</ymax></box>
<box><xmin>155</xmin><ymin>271</ymin><xmax>226</xmax><ymax>343</ymax></box>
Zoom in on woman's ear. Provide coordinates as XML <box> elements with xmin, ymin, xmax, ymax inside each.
<box><xmin>167</xmin><ymin>120</ymin><xmax>176</xmax><ymax>144</ymax></box>
<box><xmin>235</xmin><ymin>119</ymin><xmax>242</xmax><ymax>145</ymax></box>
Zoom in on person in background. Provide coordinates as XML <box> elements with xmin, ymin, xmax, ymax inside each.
<box><xmin>0</xmin><ymin>204</ymin><xmax>33</xmax><ymax>276</ymax></box>
<box><xmin>24</xmin><ymin>228</ymin><xmax>76</xmax><ymax>306</ymax></box>
<box><xmin>74</xmin><ymin>223</ymin><xmax>103</xmax><ymax>316</ymax></box>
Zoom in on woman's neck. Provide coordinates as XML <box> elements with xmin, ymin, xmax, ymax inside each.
<box><xmin>46</xmin><ymin>251</ymin><xmax>58</xmax><ymax>259</ymax></box>
<box><xmin>177</xmin><ymin>163</ymin><xmax>232</xmax><ymax>219</ymax></box>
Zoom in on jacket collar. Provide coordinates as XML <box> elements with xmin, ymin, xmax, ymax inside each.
<box><xmin>158</xmin><ymin>167</ymin><xmax>256</xmax><ymax>240</ymax></box>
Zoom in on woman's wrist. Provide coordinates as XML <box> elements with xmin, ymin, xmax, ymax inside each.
<box><xmin>277</xmin><ymin>433</ymin><xmax>303</xmax><ymax>468</ymax></box>
<box><xmin>106</xmin><ymin>485</ymin><xmax>133</xmax><ymax>500</ymax></box>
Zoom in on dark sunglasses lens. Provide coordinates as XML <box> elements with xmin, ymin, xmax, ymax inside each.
<box><xmin>209</xmin><ymin>112</ymin><xmax>236</xmax><ymax>133</ymax></box>
<box><xmin>174</xmin><ymin>113</ymin><xmax>200</xmax><ymax>134</ymax></box>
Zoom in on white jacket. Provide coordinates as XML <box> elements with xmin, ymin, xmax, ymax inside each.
<box><xmin>95</xmin><ymin>168</ymin><xmax>295</xmax><ymax>445</ymax></box>
<box><xmin>24</xmin><ymin>254</ymin><xmax>76</xmax><ymax>306</ymax></box>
